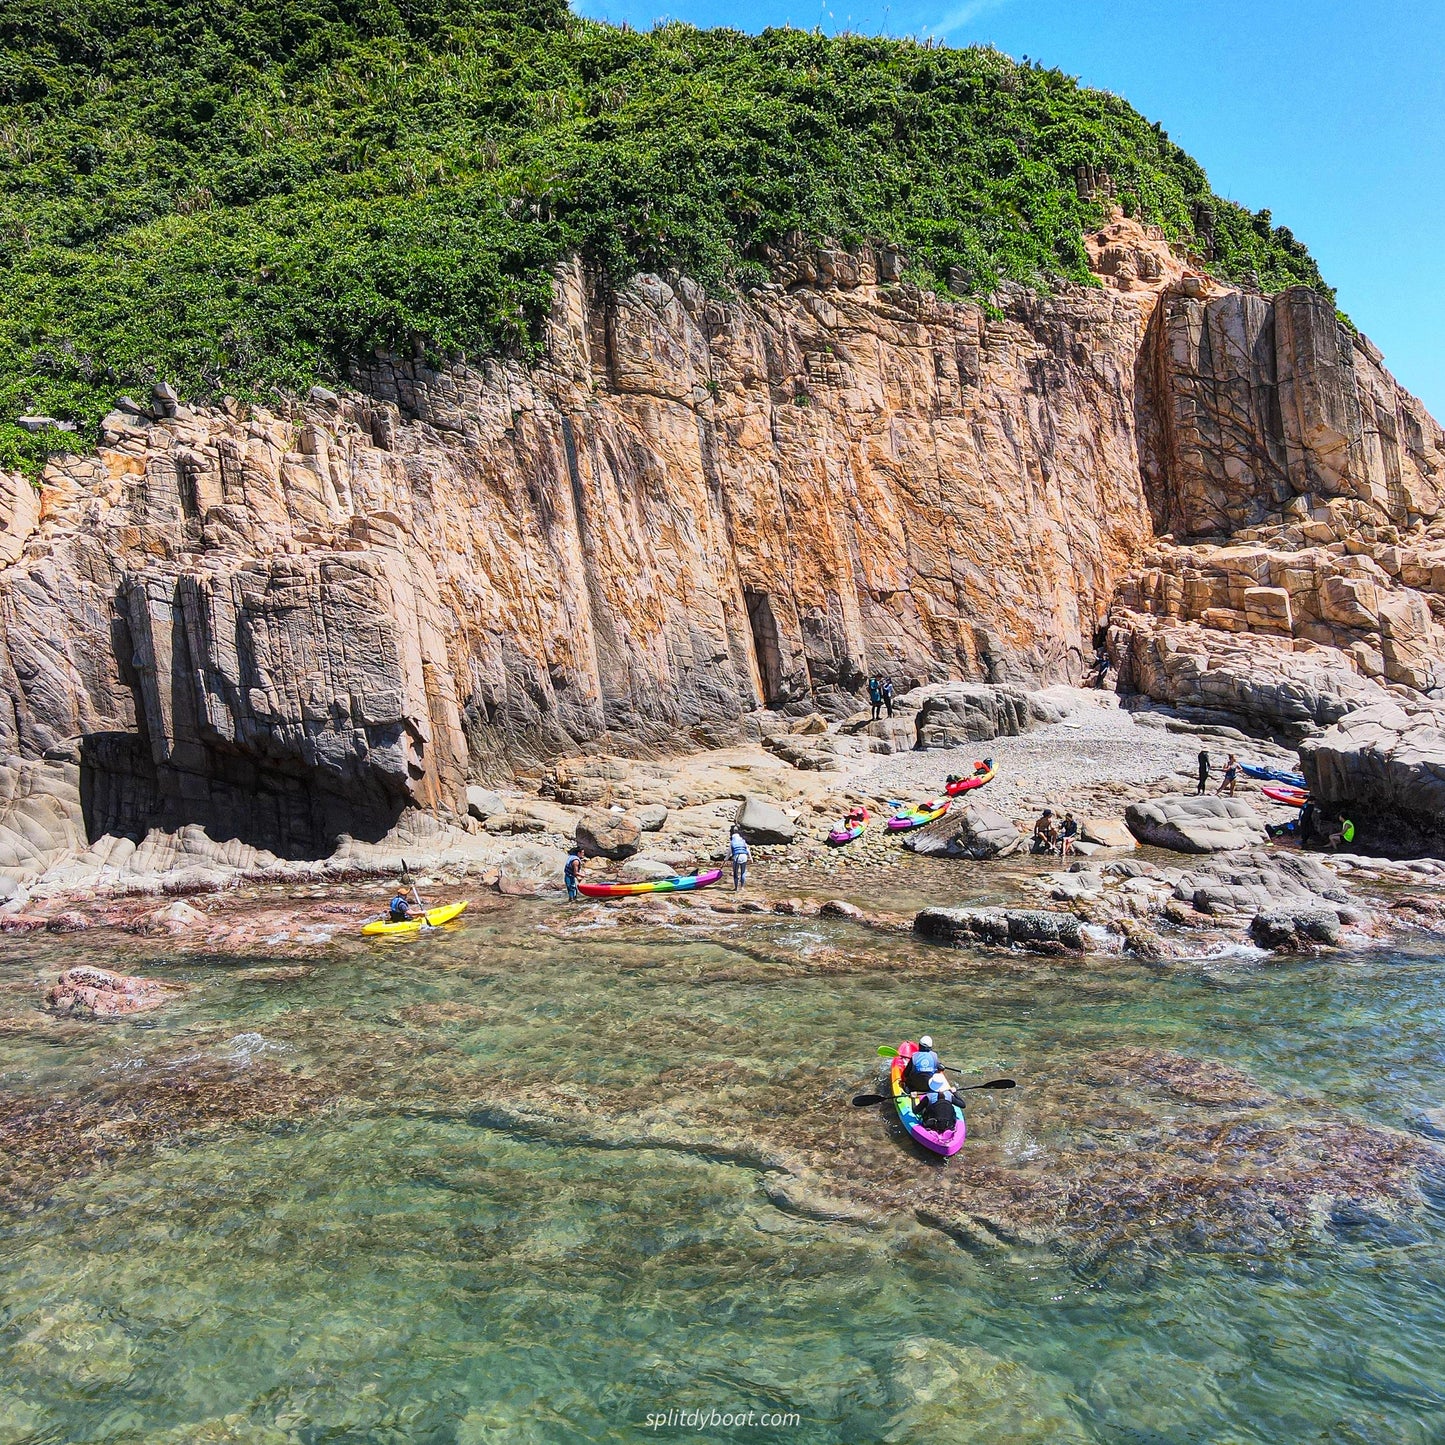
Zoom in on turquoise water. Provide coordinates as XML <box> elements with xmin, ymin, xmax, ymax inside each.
<box><xmin>2</xmin><ymin>902</ymin><xmax>1444</xmax><ymax>1443</ymax></box>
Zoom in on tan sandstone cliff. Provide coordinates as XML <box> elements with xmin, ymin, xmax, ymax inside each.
<box><xmin>1</xmin><ymin>216</ymin><xmax>1441</xmax><ymax>860</ymax></box>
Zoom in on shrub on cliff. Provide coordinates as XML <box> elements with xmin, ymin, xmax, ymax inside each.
<box><xmin>0</xmin><ymin>0</ymin><xmax>1331</xmax><ymax>473</ymax></box>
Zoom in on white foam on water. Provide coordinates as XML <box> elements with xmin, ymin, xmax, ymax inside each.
<box><xmin>226</xmin><ymin>1032</ymin><xmax>291</xmax><ymax>1066</ymax></box>
<box><xmin>1179</xmin><ymin>940</ymin><xmax>1271</xmax><ymax>963</ymax></box>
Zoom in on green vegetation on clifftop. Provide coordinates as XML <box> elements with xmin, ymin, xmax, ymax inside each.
<box><xmin>1</xmin><ymin>0</ymin><xmax>1330</xmax><ymax>473</ymax></box>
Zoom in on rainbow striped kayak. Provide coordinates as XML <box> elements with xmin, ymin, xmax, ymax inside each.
<box><xmin>890</xmin><ymin>1042</ymin><xmax>966</xmax><ymax>1156</ymax></box>
<box><xmin>578</xmin><ymin>868</ymin><xmax>723</xmax><ymax>900</ymax></box>
<box><xmin>887</xmin><ymin>798</ymin><xmax>950</xmax><ymax>831</ymax></box>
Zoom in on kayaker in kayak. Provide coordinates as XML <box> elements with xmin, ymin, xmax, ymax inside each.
<box><xmin>904</xmin><ymin>1036</ymin><xmax>941</xmax><ymax>1089</ymax></box>
<box><xmin>388</xmin><ymin>891</ymin><xmax>413</xmax><ymax>923</ymax></box>
<box><xmin>920</xmin><ymin>1073</ymin><xmax>959</xmax><ymax>1131</ymax></box>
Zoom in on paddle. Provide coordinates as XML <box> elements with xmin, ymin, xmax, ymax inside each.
<box><xmin>850</xmin><ymin>1080</ymin><xmax>1015</xmax><ymax>1106</ymax></box>
<box><xmin>400</xmin><ymin>858</ymin><xmax>431</xmax><ymax>929</ymax></box>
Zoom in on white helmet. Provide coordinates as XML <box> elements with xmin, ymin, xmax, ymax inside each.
<box><xmin>928</xmin><ymin>1072</ymin><xmax>949</xmax><ymax>1092</ymax></box>
<box><xmin>919</xmin><ymin>1036</ymin><xmax>933</xmax><ymax>1050</ymax></box>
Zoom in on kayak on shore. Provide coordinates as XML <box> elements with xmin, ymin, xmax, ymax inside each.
<box><xmin>889</xmin><ymin>1041</ymin><xmax>966</xmax><ymax>1156</ymax></box>
<box><xmin>1262</xmin><ymin>784</ymin><xmax>1310</xmax><ymax>806</ymax></box>
<box><xmin>361</xmin><ymin>901</ymin><xmax>469</xmax><ymax>936</ymax></box>
<box><xmin>944</xmin><ymin>760</ymin><xmax>996</xmax><ymax>796</ymax></box>
<box><xmin>887</xmin><ymin>798</ymin><xmax>950</xmax><ymax>831</ymax></box>
<box><xmin>578</xmin><ymin>868</ymin><xmax>723</xmax><ymax>899</ymax></box>
<box><xmin>1242</xmin><ymin>764</ymin><xmax>1307</xmax><ymax>787</ymax></box>
<box><xmin>827</xmin><ymin>808</ymin><xmax>870</xmax><ymax>846</ymax></box>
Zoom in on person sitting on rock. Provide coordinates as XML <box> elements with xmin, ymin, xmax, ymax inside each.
<box><xmin>1059</xmin><ymin>812</ymin><xmax>1079</xmax><ymax>858</ymax></box>
<box><xmin>388</xmin><ymin>891</ymin><xmax>413</xmax><ymax>923</ymax></box>
<box><xmin>1327</xmin><ymin>816</ymin><xmax>1356</xmax><ymax>850</ymax></box>
<box><xmin>1216</xmin><ymin>754</ymin><xmax>1240</xmax><ymax>796</ymax></box>
<box><xmin>1032</xmin><ymin>809</ymin><xmax>1059</xmax><ymax>854</ymax></box>
<box><xmin>905</xmin><ymin>1036</ymin><xmax>941</xmax><ymax>1090</ymax></box>
<box><xmin>920</xmin><ymin>1072</ymin><xmax>959</xmax><ymax>1132</ymax></box>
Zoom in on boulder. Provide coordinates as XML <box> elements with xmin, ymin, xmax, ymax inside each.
<box><xmin>1299</xmin><ymin>698</ymin><xmax>1445</xmax><ymax>857</ymax></box>
<box><xmin>635</xmin><ymin>804</ymin><xmax>668</xmax><ymax>832</ymax></box>
<box><xmin>618</xmin><ymin>856</ymin><xmax>679</xmax><ymax>882</ymax></box>
<box><xmin>47</xmin><ymin>965</ymin><xmax>170</xmax><ymax>1018</ymax></box>
<box><xmin>465</xmin><ymin>786</ymin><xmax>506</xmax><ymax>822</ymax></box>
<box><xmin>496</xmin><ymin>843</ymin><xmax>569</xmax><ymax>896</ymax></box>
<box><xmin>791</xmin><ymin>712</ymin><xmax>829</xmax><ymax>735</ymax></box>
<box><xmin>1079</xmin><ymin>818</ymin><xmax>1135</xmax><ymax>850</ymax></box>
<box><xmin>733</xmin><ymin>795</ymin><xmax>796</xmax><ymax>845</ymax></box>
<box><xmin>1249</xmin><ymin>906</ymin><xmax>1343</xmax><ymax>951</ymax></box>
<box><xmin>1125</xmin><ymin>795</ymin><xmax>1267</xmax><ymax>853</ymax></box>
<box><xmin>905</xmin><ymin>802</ymin><xmax>1021</xmax><ymax>859</ymax></box>
<box><xmin>907</xmin><ymin>684</ymin><xmax>1040</xmax><ymax>748</ymax></box>
<box><xmin>914</xmin><ymin>906</ymin><xmax>1084</xmax><ymax>953</ymax></box>
<box><xmin>575</xmin><ymin>810</ymin><xmax>641</xmax><ymax>860</ymax></box>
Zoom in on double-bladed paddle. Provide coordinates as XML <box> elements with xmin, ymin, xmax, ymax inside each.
<box><xmin>858</xmin><ymin>1044</ymin><xmax>1013</xmax><ymax>1104</ymax></box>
<box><xmin>850</xmin><ymin>1079</ymin><xmax>1015</xmax><ymax>1107</ymax></box>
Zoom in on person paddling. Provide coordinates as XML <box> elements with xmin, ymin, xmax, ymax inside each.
<box><xmin>388</xmin><ymin>890</ymin><xmax>413</xmax><ymax>923</ymax></box>
<box><xmin>905</xmin><ymin>1035</ymin><xmax>940</xmax><ymax>1090</ymax></box>
<box><xmin>920</xmin><ymin>1072</ymin><xmax>959</xmax><ymax>1131</ymax></box>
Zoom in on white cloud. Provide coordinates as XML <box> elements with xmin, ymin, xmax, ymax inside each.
<box><xmin>923</xmin><ymin>0</ymin><xmax>1015</xmax><ymax>38</ymax></box>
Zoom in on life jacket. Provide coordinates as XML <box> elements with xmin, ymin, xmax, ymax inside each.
<box><xmin>1342</xmin><ymin>819</ymin><xmax>1356</xmax><ymax>843</ymax></box>
<box><xmin>389</xmin><ymin>896</ymin><xmax>410</xmax><ymax>921</ymax></box>
<box><xmin>911</xmin><ymin>1049</ymin><xmax>939</xmax><ymax>1076</ymax></box>
<box><xmin>564</xmin><ymin>854</ymin><xmax>581</xmax><ymax>880</ymax></box>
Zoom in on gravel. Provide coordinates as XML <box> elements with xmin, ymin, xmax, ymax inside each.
<box><xmin>857</xmin><ymin>694</ymin><xmax>1251</xmax><ymax>820</ymax></box>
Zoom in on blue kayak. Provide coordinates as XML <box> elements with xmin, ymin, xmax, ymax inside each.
<box><xmin>1240</xmin><ymin>764</ymin><xmax>1306</xmax><ymax>787</ymax></box>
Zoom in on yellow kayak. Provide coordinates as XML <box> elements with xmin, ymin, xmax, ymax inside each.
<box><xmin>361</xmin><ymin>901</ymin><xmax>468</xmax><ymax>936</ymax></box>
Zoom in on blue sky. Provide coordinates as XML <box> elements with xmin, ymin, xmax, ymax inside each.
<box><xmin>573</xmin><ymin>0</ymin><xmax>1445</xmax><ymax>418</ymax></box>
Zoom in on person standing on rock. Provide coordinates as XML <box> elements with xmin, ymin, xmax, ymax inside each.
<box><xmin>564</xmin><ymin>848</ymin><xmax>586</xmax><ymax>902</ymax></box>
<box><xmin>1197</xmin><ymin>750</ymin><xmax>1211</xmax><ymax>795</ymax></box>
<box><xmin>867</xmin><ymin>676</ymin><xmax>883</xmax><ymax>721</ymax></box>
<box><xmin>729</xmin><ymin>828</ymin><xmax>751</xmax><ymax>890</ymax></box>
<box><xmin>1216</xmin><ymin>754</ymin><xmax>1239</xmax><ymax>796</ymax></box>
<box><xmin>882</xmin><ymin>678</ymin><xmax>895</xmax><ymax>717</ymax></box>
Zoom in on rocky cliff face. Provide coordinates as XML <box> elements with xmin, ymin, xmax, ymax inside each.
<box><xmin>1</xmin><ymin>217</ymin><xmax>1441</xmax><ymax>858</ymax></box>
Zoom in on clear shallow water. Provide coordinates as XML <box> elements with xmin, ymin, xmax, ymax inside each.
<box><xmin>1</xmin><ymin>904</ymin><xmax>1444</xmax><ymax>1443</ymax></box>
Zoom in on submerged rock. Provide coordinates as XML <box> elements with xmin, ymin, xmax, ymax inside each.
<box><xmin>46</xmin><ymin>965</ymin><xmax>170</xmax><ymax>1019</ymax></box>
